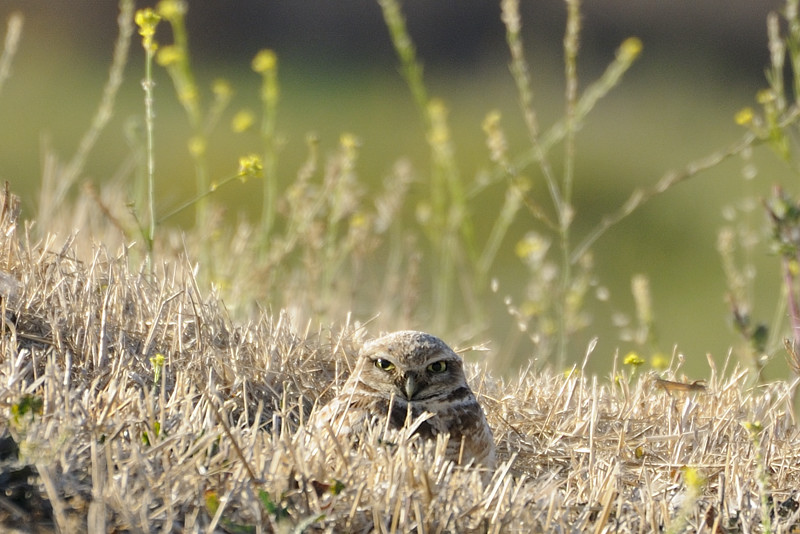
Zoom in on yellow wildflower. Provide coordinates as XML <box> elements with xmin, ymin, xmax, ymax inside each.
<box><xmin>618</xmin><ymin>37</ymin><xmax>643</xmax><ymax>61</ymax></box>
<box><xmin>134</xmin><ymin>8</ymin><xmax>161</xmax><ymax>52</ymax></box>
<box><xmin>623</xmin><ymin>352</ymin><xmax>645</xmax><ymax>367</ymax></box>
<box><xmin>734</xmin><ymin>107</ymin><xmax>754</xmax><ymax>126</ymax></box>
<box><xmin>212</xmin><ymin>78</ymin><xmax>233</xmax><ymax>100</ymax></box>
<box><xmin>252</xmin><ymin>49</ymin><xmax>278</xmax><ymax>73</ymax></box>
<box><xmin>238</xmin><ymin>154</ymin><xmax>263</xmax><ymax>178</ymax></box>
<box><xmin>156</xmin><ymin>45</ymin><xmax>183</xmax><ymax>67</ymax></box>
<box><xmin>756</xmin><ymin>89</ymin><xmax>775</xmax><ymax>104</ymax></box>
<box><xmin>188</xmin><ymin>136</ymin><xmax>205</xmax><ymax>157</ymax></box>
<box><xmin>650</xmin><ymin>352</ymin><xmax>669</xmax><ymax>371</ymax></box>
<box><xmin>156</xmin><ymin>0</ymin><xmax>187</xmax><ymax>22</ymax></box>
<box><xmin>231</xmin><ymin>110</ymin><xmax>255</xmax><ymax>133</ymax></box>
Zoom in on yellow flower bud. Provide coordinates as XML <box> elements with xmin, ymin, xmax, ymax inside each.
<box><xmin>156</xmin><ymin>45</ymin><xmax>183</xmax><ymax>67</ymax></box>
<box><xmin>188</xmin><ymin>136</ymin><xmax>206</xmax><ymax>157</ymax></box>
<box><xmin>623</xmin><ymin>352</ymin><xmax>645</xmax><ymax>366</ymax></box>
<box><xmin>212</xmin><ymin>78</ymin><xmax>233</xmax><ymax>100</ymax></box>
<box><xmin>231</xmin><ymin>110</ymin><xmax>255</xmax><ymax>133</ymax></box>
<box><xmin>252</xmin><ymin>49</ymin><xmax>278</xmax><ymax>73</ymax></box>
<box><xmin>617</xmin><ymin>37</ymin><xmax>643</xmax><ymax>61</ymax></box>
<box><xmin>156</xmin><ymin>0</ymin><xmax>187</xmax><ymax>22</ymax></box>
<box><xmin>238</xmin><ymin>154</ymin><xmax>263</xmax><ymax>178</ymax></box>
<box><xmin>734</xmin><ymin>107</ymin><xmax>754</xmax><ymax>126</ymax></box>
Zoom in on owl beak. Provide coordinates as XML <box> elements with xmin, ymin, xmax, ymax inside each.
<box><xmin>404</xmin><ymin>374</ymin><xmax>417</xmax><ymax>400</ymax></box>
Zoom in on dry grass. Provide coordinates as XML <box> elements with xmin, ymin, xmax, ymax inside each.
<box><xmin>1</xmin><ymin>185</ymin><xmax>800</xmax><ymax>533</ymax></box>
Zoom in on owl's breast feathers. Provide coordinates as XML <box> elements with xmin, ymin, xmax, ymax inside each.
<box><xmin>314</xmin><ymin>382</ymin><xmax>494</xmax><ymax>466</ymax></box>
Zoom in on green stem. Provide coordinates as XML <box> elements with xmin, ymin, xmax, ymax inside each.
<box><xmin>157</xmin><ymin>172</ymin><xmax>246</xmax><ymax>224</ymax></box>
<box><xmin>557</xmin><ymin>0</ymin><xmax>581</xmax><ymax>365</ymax></box>
<box><xmin>469</xmin><ymin>36</ymin><xmax>642</xmax><ymax>200</ymax></box>
<box><xmin>0</xmin><ymin>12</ymin><xmax>23</xmax><ymax>99</ymax></box>
<box><xmin>143</xmin><ymin>40</ymin><xmax>156</xmax><ymax>257</ymax></box>
<box><xmin>260</xmin><ymin>67</ymin><xmax>279</xmax><ymax>240</ymax></box>
<box><xmin>377</xmin><ymin>0</ymin><xmax>430</xmax><ymax>126</ymax></box>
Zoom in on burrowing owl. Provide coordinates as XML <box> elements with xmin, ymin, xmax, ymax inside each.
<box><xmin>310</xmin><ymin>330</ymin><xmax>495</xmax><ymax>468</ymax></box>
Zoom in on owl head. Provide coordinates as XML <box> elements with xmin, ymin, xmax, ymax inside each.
<box><xmin>351</xmin><ymin>330</ymin><xmax>469</xmax><ymax>402</ymax></box>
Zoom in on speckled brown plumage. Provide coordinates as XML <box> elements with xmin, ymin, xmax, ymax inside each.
<box><xmin>310</xmin><ymin>330</ymin><xmax>495</xmax><ymax>468</ymax></box>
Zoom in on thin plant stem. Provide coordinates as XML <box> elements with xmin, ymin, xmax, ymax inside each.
<box><xmin>133</xmin><ymin>5</ymin><xmax>161</xmax><ymax>263</ymax></box>
<box><xmin>143</xmin><ymin>41</ymin><xmax>156</xmax><ymax>254</ymax></box>
<box><xmin>38</xmin><ymin>0</ymin><xmax>133</xmax><ymax>237</ymax></box>
<box><xmin>377</xmin><ymin>0</ymin><xmax>429</xmax><ymax>125</ymax></box>
<box><xmin>476</xmin><ymin>184</ymin><xmax>523</xmax><ymax>284</ymax></box>
<box><xmin>252</xmin><ymin>50</ymin><xmax>280</xmax><ymax>241</ymax></box>
<box><xmin>0</xmin><ymin>11</ymin><xmax>23</xmax><ymax>99</ymax></box>
<box><xmin>157</xmin><ymin>171</ymin><xmax>248</xmax><ymax>224</ymax></box>
<box><xmin>503</xmin><ymin>0</ymin><xmax>584</xmax><ymax>365</ymax></box>
<box><xmin>470</xmin><ymin>36</ymin><xmax>642</xmax><ymax>199</ymax></box>
<box><xmin>378</xmin><ymin>0</ymin><xmax>478</xmax><ymax>331</ymax></box>
<box><xmin>571</xmin><ymin>128</ymin><xmax>762</xmax><ymax>264</ymax></box>
<box><xmin>557</xmin><ymin>0</ymin><xmax>581</xmax><ymax>365</ymax></box>
<box><xmin>156</xmin><ymin>3</ymin><xmax>209</xmax><ymax>230</ymax></box>
<box><xmin>783</xmin><ymin>255</ymin><xmax>800</xmax><ymax>352</ymax></box>
<box><xmin>501</xmin><ymin>0</ymin><xmax>563</xmax><ymax>217</ymax></box>
<box><xmin>498</xmin><ymin>1</ymin><xmax>646</xmax><ymax>364</ymax></box>
<box><xmin>788</xmin><ymin>0</ymin><xmax>800</xmax><ymax>102</ymax></box>
<box><xmin>63</xmin><ymin>0</ymin><xmax>133</xmax><ymax>190</ymax></box>
<box><xmin>563</xmin><ymin>0</ymin><xmax>580</xmax><ymax>209</ymax></box>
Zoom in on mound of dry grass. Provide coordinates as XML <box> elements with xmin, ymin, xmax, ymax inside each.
<box><xmin>0</xmin><ymin>184</ymin><xmax>799</xmax><ymax>533</ymax></box>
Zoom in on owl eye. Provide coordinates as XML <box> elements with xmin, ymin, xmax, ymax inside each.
<box><xmin>374</xmin><ymin>358</ymin><xmax>395</xmax><ymax>371</ymax></box>
<box><xmin>427</xmin><ymin>361</ymin><xmax>448</xmax><ymax>374</ymax></box>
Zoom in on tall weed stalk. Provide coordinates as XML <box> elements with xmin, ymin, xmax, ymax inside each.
<box><xmin>378</xmin><ymin>0</ymin><xmax>478</xmax><ymax>333</ymax></box>
<box><xmin>723</xmin><ymin>0</ymin><xmax>800</xmax><ymax>391</ymax></box>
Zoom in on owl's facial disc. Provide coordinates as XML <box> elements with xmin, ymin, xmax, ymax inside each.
<box><xmin>365</xmin><ymin>340</ymin><xmax>464</xmax><ymax>402</ymax></box>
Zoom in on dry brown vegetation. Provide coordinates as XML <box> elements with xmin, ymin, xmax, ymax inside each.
<box><xmin>0</xmin><ymin>186</ymin><xmax>799</xmax><ymax>533</ymax></box>
<box><xmin>5</xmin><ymin>0</ymin><xmax>800</xmax><ymax>530</ymax></box>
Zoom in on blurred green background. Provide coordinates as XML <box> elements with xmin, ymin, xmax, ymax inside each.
<box><xmin>0</xmin><ymin>1</ymin><xmax>793</xmax><ymax>376</ymax></box>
